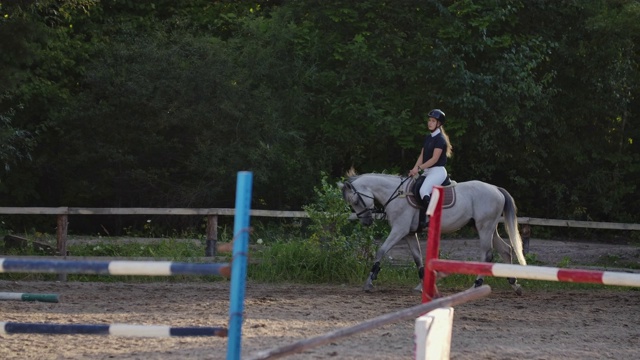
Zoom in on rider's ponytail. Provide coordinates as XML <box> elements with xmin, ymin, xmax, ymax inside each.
<box><xmin>440</xmin><ymin>127</ymin><xmax>453</xmax><ymax>158</ymax></box>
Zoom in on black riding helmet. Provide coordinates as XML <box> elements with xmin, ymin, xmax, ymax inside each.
<box><xmin>428</xmin><ymin>109</ymin><xmax>446</xmax><ymax>125</ymax></box>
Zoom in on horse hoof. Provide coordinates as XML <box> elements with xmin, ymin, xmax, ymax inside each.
<box><xmin>364</xmin><ymin>281</ymin><xmax>374</xmax><ymax>292</ymax></box>
<box><xmin>513</xmin><ymin>285</ymin><xmax>524</xmax><ymax>296</ymax></box>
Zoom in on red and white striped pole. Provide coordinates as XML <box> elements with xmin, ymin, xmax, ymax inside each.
<box><xmin>428</xmin><ymin>260</ymin><xmax>640</xmax><ymax>287</ymax></box>
<box><xmin>421</xmin><ymin>184</ymin><xmax>640</xmax><ymax>303</ymax></box>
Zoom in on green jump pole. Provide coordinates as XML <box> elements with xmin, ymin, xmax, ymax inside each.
<box><xmin>0</xmin><ymin>292</ymin><xmax>59</xmax><ymax>303</ymax></box>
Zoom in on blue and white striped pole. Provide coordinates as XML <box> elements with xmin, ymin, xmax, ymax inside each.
<box><xmin>0</xmin><ymin>322</ymin><xmax>227</xmax><ymax>337</ymax></box>
<box><xmin>0</xmin><ymin>259</ymin><xmax>230</xmax><ymax>277</ymax></box>
<box><xmin>227</xmin><ymin>171</ymin><xmax>252</xmax><ymax>360</ymax></box>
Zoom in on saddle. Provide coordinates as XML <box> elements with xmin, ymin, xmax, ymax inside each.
<box><xmin>405</xmin><ymin>175</ymin><xmax>456</xmax><ymax>209</ymax></box>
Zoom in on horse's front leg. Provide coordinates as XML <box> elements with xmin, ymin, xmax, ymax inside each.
<box><xmin>364</xmin><ymin>228</ymin><xmax>408</xmax><ymax>292</ymax></box>
<box><xmin>405</xmin><ymin>233</ymin><xmax>425</xmax><ymax>292</ymax></box>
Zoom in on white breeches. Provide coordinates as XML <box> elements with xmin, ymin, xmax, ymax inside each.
<box><xmin>419</xmin><ymin>166</ymin><xmax>447</xmax><ymax>198</ymax></box>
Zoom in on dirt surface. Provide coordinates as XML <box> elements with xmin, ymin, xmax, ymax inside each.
<box><xmin>388</xmin><ymin>237</ymin><xmax>640</xmax><ymax>271</ymax></box>
<box><xmin>1</xmin><ymin>238</ymin><xmax>639</xmax><ymax>360</ymax></box>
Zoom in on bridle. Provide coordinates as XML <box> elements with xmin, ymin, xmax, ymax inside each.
<box><xmin>345</xmin><ymin>176</ymin><xmax>412</xmax><ymax>221</ymax></box>
<box><xmin>347</xmin><ymin>185</ymin><xmax>375</xmax><ymax>220</ymax></box>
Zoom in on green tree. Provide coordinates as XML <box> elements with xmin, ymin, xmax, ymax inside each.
<box><xmin>516</xmin><ymin>0</ymin><xmax>640</xmax><ymax>221</ymax></box>
<box><xmin>1</xmin><ymin>0</ymin><xmax>639</xmax><ymax>230</ymax></box>
<box><xmin>0</xmin><ymin>0</ymin><xmax>91</xmax><ymax>201</ymax></box>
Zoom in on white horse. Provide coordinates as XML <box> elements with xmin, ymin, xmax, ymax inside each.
<box><xmin>338</xmin><ymin>172</ymin><xmax>527</xmax><ymax>294</ymax></box>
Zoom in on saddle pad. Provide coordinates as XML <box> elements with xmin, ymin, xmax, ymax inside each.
<box><xmin>441</xmin><ymin>186</ymin><xmax>456</xmax><ymax>209</ymax></box>
<box><xmin>405</xmin><ymin>178</ymin><xmax>456</xmax><ymax>209</ymax></box>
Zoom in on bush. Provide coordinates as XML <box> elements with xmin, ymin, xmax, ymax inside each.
<box><xmin>248</xmin><ymin>173</ymin><xmax>395</xmax><ymax>284</ymax></box>
<box><xmin>303</xmin><ymin>173</ymin><xmax>387</xmax><ymax>263</ymax></box>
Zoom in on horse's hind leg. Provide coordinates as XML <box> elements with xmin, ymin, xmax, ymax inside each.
<box><xmin>493</xmin><ymin>231</ymin><xmax>524</xmax><ymax>295</ymax></box>
<box><xmin>473</xmin><ymin>228</ymin><xmax>496</xmax><ymax>289</ymax></box>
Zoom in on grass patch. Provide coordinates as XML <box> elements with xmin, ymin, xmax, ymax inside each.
<box><xmin>249</xmin><ymin>240</ymin><xmax>368</xmax><ymax>284</ymax></box>
<box><xmin>595</xmin><ymin>254</ymin><xmax>640</xmax><ymax>270</ymax></box>
<box><xmin>248</xmin><ymin>240</ymin><xmax>422</xmax><ymax>287</ymax></box>
<box><xmin>69</xmin><ymin>238</ymin><xmax>208</xmax><ymax>259</ymax></box>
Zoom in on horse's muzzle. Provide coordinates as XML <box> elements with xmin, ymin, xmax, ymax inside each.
<box><xmin>360</xmin><ymin>217</ymin><xmax>373</xmax><ymax>226</ymax></box>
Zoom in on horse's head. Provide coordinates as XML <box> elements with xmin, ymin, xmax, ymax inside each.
<box><xmin>338</xmin><ymin>179</ymin><xmax>374</xmax><ymax>226</ymax></box>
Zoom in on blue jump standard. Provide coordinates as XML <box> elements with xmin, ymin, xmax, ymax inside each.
<box><xmin>0</xmin><ymin>258</ymin><xmax>229</xmax><ymax>277</ymax></box>
<box><xmin>0</xmin><ymin>322</ymin><xmax>228</xmax><ymax>337</ymax></box>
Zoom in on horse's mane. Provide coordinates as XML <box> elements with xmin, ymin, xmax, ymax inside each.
<box><xmin>345</xmin><ymin>168</ymin><xmax>401</xmax><ymax>183</ymax></box>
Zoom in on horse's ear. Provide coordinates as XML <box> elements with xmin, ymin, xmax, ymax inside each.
<box><xmin>337</xmin><ymin>181</ymin><xmax>353</xmax><ymax>192</ymax></box>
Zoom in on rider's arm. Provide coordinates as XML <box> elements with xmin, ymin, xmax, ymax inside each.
<box><xmin>418</xmin><ymin>148</ymin><xmax>443</xmax><ymax>170</ymax></box>
<box><xmin>410</xmin><ymin>149</ymin><xmax>425</xmax><ymax>176</ymax></box>
<box><xmin>414</xmin><ymin>149</ymin><xmax>424</xmax><ymax>169</ymax></box>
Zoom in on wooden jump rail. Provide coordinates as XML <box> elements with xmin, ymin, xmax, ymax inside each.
<box><xmin>247</xmin><ymin>285</ymin><xmax>491</xmax><ymax>360</ymax></box>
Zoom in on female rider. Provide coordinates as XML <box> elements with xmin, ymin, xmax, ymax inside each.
<box><xmin>408</xmin><ymin>109</ymin><xmax>452</xmax><ymax>231</ymax></box>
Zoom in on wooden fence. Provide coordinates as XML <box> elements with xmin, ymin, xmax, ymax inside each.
<box><xmin>1</xmin><ymin>207</ymin><xmax>639</xmax><ymax>257</ymax></box>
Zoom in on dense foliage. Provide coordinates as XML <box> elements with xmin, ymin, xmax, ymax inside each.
<box><xmin>1</xmin><ymin>0</ymin><xmax>639</xmax><ymax>233</ymax></box>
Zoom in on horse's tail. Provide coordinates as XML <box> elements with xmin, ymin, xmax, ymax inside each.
<box><xmin>498</xmin><ymin>187</ymin><xmax>527</xmax><ymax>266</ymax></box>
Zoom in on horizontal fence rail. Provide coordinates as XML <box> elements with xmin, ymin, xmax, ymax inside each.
<box><xmin>1</xmin><ymin>207</ymin><xmax>638</xmax><ymax>229</ymax></box>
<box><xmin>1</xmin><ymin>207</ymin><xmax>638</xmax><ymax>261</ymax></box>
<box><xmin>0</xmin><ymin>207</ymin><xmax>308</xmax><ymax>217</ymax></box>
<box><xmin>516</xmin><ymin>217</ymin><xmax>640</xmax><ymax>231</ymax></box>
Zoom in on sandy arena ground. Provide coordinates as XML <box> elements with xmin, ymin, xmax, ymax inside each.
<box><xmin>1</xmin><ymin>238</ymin><xmax>639</xmax><ymax>360</ymax></box>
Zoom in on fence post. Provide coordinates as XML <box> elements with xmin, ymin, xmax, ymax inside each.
<box><xmin>56</xmin><ymin>212</ymin><xmax>69</xmax><ymax>281</ymax></box>
<box><xmin>205</xmin><ymin>215</ymin><xmax>218</xmax><ymax>257</ymax></box>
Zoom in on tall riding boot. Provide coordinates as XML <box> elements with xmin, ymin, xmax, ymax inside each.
<box><xmin>418</xmin><ymin>195</ymin><xmax>431</xmax><ymax>231</ymax></box>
